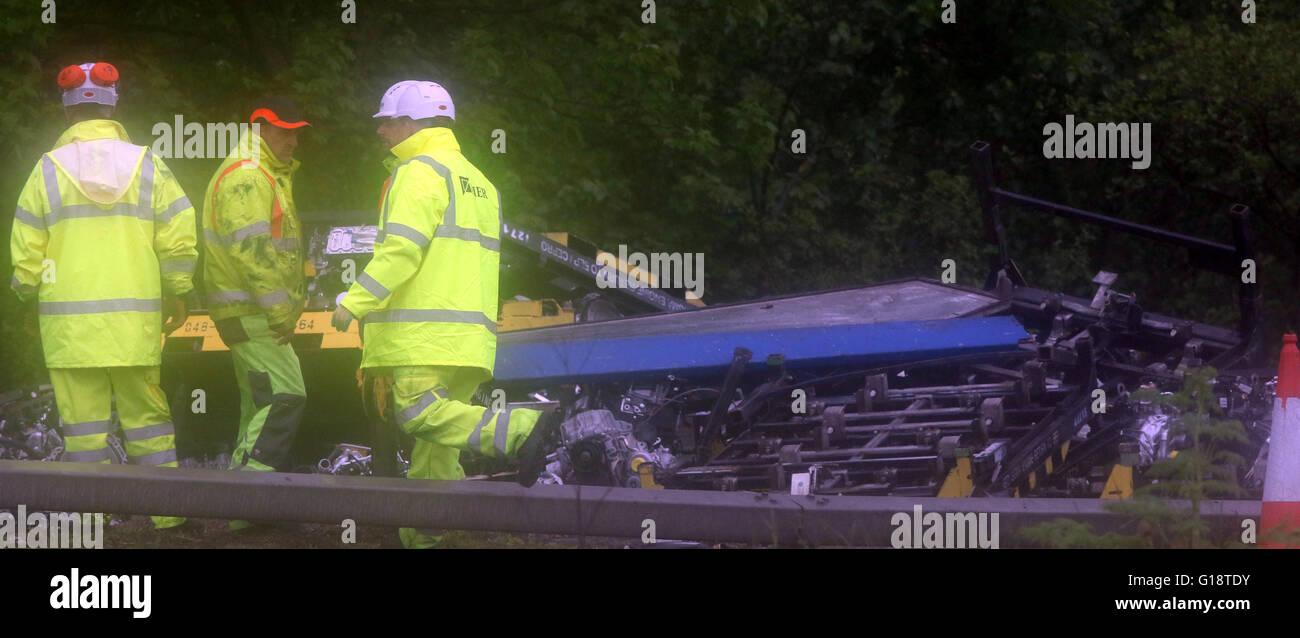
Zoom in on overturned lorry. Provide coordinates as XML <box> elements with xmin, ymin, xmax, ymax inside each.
<box><xmin>0</xmin><ymin>142</ymin><xmax>1274</xmax><ymax>502</ymax></box>
<box><xmin>501</xmin><ymin>143</ymin><xmax>1269</xmax><ymax>499</ymax></box>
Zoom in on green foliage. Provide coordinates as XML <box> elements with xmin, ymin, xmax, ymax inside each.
<box><xmin>1018</xmin><ymin>518</ymin><xmax>1147</xmax><ymax>549</ymax></box>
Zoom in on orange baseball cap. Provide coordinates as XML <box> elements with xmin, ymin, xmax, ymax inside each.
<box><xmin>249</xmin><ymin>97</ymin><xmax>310</xmax><ymax>129</ymax></box>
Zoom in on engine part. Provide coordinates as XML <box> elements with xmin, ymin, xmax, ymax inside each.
<box><xmin>316</xmin><ymin>443</ymin><xmax>409</xmax><ymax>477</ymax></box>
<box><xmin>0</xmin><ymin>386</ymin><xmax>64</xmax><ymax>462</ymax></box>
<box><xmin>1136</xmin><ymin>407</ymin><xmax>1173</xmax><ymax>468</ymax></box>
<box><xmin>546</xmin><ymin>409</ymin><xmax>677</xmax><ymax>488</ymax></box>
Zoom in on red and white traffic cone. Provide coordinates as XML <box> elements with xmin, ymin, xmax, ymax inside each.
<box><xmin>1262</xmin><ymin>334</ymin><xmax>1300</xmax><ymax>548</ymax></box>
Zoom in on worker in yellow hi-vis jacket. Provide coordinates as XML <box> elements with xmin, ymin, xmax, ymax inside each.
<box><xmin>201</xmin><ymin>98</ymin><xmax>310</xmax><ymax>530</ymax></box>
<box><xmin>9</xmin><ymin>62</ymin><xmax>195</xmax><ymax>530</ymax></box>
<box><xmin>332</xmin><ymin>81</ymin><xmax>561</xmax><ymax>548</ymax></box>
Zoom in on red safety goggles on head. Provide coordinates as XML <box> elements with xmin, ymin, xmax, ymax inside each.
<box><xmin>57</xmin><ymin>62</ymin><xmax>119</xmax><ymax>90</ymax></box>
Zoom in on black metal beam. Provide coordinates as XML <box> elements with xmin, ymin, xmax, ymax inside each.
<box><xmin>967</xmin><ymin>141</ymin><xmax>1261</xmax><ymax>368</ymax></box>
<box><xmin>988</xmin><ymin>188</ymin><xmax>1238</xmax><ymax>259</ymax></box>
<box><xmin>969</xmin><ymin>141</ymin><xmax>1241</xmax><ymax>265</ymax></box>
<box><xmin>500</xmin><ymin>220</ymin><xmax>691</xmax><ymax>313</ymax></box>
<box><xmin>0</xmin><ymin>461</ymin><xmax>1260</xmax><ymax>546</ymax></box>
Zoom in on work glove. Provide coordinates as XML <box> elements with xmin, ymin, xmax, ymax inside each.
<box><xmin>269</xmin><ymin>319</ymin><xmax>296</xmax><ymax>345</ymax></box>
<box><xmin>22</xmin><ymin>301</ymin><xmax>38</xmax><ymax>337</ymax></box>
<box><xmin>162</xmin><ymin>295</ymin><xmax>188</xmax><ymax>334</ymax></box>
<box><xmin>332</xmin><ymin>304</ymin><xmax>354</xmax><ymax>332</ymax></box>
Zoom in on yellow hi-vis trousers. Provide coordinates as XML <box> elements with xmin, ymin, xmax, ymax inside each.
<box><xmin>387</xmin><ymin>365</ymin><xmax>543</xmax><ymax>549</ymax></box>
<box><xmin>49</xmin><ymin>366</ymin><xmax>186</xmax><ymax>530</ymax></box>
<box><xmin>224</xmin><ymin>314</ymin><xmax>307</xmax><ymax>473</ymax></box>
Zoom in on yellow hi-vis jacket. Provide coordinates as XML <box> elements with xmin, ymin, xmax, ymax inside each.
<box><xmin>10</xmin><ymin>119</ymin><xmax>197</xmax><ymax>368</ymax></box>
<box><xmin>200</xmin><ymin>132</ymin><xmax>305</xmax><ymax>328</ymax></box>
<box><xmin>340</xmin><ymin>127</ymin><xmax>501</xmax><ymax>374</ymax></box>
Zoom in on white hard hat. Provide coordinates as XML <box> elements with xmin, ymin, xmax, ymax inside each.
<box><xmin>58</xmin><ymin>62</ymin><xmax>119</xmax><ymax>107</ymax></box>
<box><xmin>373</xmin><ymin>81</ymin><xmax>455</xmax><ymax>120</ymax></box>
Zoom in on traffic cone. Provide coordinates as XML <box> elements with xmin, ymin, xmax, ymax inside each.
<box><xmin>1262</xmin><ymin>334</ymin><xmax>1300</xmax><ymax>548</ymax></box>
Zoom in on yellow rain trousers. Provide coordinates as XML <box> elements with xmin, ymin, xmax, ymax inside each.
<box><xmin>50</xmin><ymin>367</ymin><xmax>184</xmax><ymax>529</ymax></box>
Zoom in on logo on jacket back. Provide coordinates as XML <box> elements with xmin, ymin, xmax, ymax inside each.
<box><xmin>459</xmin><ymin>176</ymin><xmax>488</xmax><ymax>199</ymax></box>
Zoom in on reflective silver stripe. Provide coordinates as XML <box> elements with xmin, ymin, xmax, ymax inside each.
<box><xmin>137</xmin><ymin>151</ymin><xmax>155</xmax><ymax>210</ymax></box>
<box><xmin>408</xmin><ymin>156</ymin><xmax>456</xmax><ymax>226</ymax></box>
<box><xmin>63</xmin><ymin>447</ymin><xmax>111</xmax><ymax>462</ymax></box>
<box><xmin>157</xmin><ymin>196</ymin><xmax>191</xmax><ymax>224</ymax></box>
<box><xmin>229</xmin><ymin>220</ymin><xmax>271</xmax><ymax>243</ymax></box>
<box><xmin>41</xmin><ymin>156</ymin><xmax>61</xmax><ymax>211</ymax></box>
<box><xmin>160</xmin><ymin>258</ymin><xmax>196</xmax><ymax>274</ymax></box>
<box><xmin>208</xmin><ymin>289</ymin><xmax>292</xmax><ymax>309</ymax></box>
<box><xmin>383</xmin><ymin>222</ymin><xmax>430</xmax><ymax>248</ymax></box>
<box><xmin>493</xmin><ymin>408</ymin><xmax>512</xmax><ymax>456</ymax></box>
<box><xmin>433</xmin><ymin>225</ymin><xmax>500</xmax><ymax>252</ymax></box>
<box><xmin>207</xmin><ymin>289</ymin><xmax>252</xmax><ymax>304</ymax></box>
<box><xmin>467</xmin><ymin>408</ymin><xmax>496</xmax><ymax>454</ymax></box>
<box><xmin>129</xmin><ymin>448</ymin><xmax>177</xmax><ymax>466</ymax></box>
<box><xmin>39</xmin><ymin>297</ymin><xmax>161</xmax><ymax>315</ymax></box>
<box><xmin>397</xmin><ymin>386</ymin><xmax>449</xmax><ymax>425</ymax></box>
<box><xmin>61</xmin><ymin>419</ymin><xmax>113</xmax><ymax>437</ymax></box>
<box><xmin>364</xmin><ymin>309</ymin><xmax>498</xmax><ymax>334</ymax></box>
<box><xmin>357</xmin><ymin>272</ymin><xmax>391</xmax><ymax>301</ymax></box>
<box><xmin>123</xmin><ymin>421</ymin><xmax>175</xmax><ymax>442</ymax></box>
<box><xmin>205</xmin><ymin>222</ymin><xmax>282</xmax><ymax>247</ymax></box>
<box><xmin>10</xmin><ymin>276</ymin><xmax>37</xmax><ymax>295</ymax></box>
<box><xmin>46</xmin><ymin>202</ymin><xmax>153</xmax><ymax>225</ymax></box>
<box><xmin>14</xmin><ymin>205</ymin><xmax>43</xmax><ymax>229</ymax></box>
<box><xmin>257</xmin><ymin>289</ymin><xmax>290</xmax><ymax>308</ymax></box>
